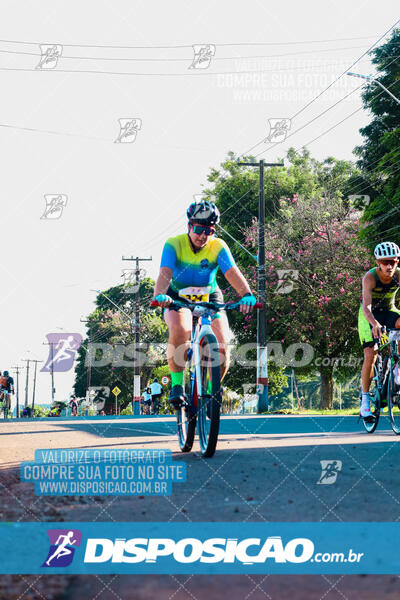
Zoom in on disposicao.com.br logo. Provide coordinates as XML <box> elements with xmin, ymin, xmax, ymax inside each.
<box><xmin>42</xmin><ymin>529</ymin><xmax>82</xmax><ymax>567</ymax></box>
<box><xmin>82</xmin><ymin>536</ymin><xmax>363</xmax><ymax>565</ymax></box>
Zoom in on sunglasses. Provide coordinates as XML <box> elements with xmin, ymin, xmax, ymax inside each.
<box><xmin>192</xmin><ymin>225</ymin><xmax>215</xmax><ymax>236</ymax></box>
<box><xmin>379</xmin><ymin>259</ymin><xmax>398</xmax><ymax>266</ymax></box>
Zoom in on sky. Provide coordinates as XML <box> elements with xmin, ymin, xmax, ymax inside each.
<box><xmin>0</xmin><ymin>0</ymin><xmax>399</xmax><ymax>406</ymax></box>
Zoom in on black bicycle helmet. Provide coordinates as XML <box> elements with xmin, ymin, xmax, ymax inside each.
<box><xmin>187</xmin><ymin>200</ymin><xmax>220</xmax><ymax>225</ymax></box>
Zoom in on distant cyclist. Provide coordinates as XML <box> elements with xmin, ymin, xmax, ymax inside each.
<box><xmin>152</xmin><ymin>200</ymin><xmax>256</xmax><ymax>408</ymax></box>
<box><xmin>358</xmin><ymin>242</ymin><xmax>400</xmax><ymax>417</ymax></box>
<box><xmin>141</xmin><ymin>387</ymin><xmax>152</xmax><ymax>414</ymax></box>
<box><xmin>69</xmin><ymin>395</ymin><xmax>78</xmax><ymax>416</ymax></box>
<box><xmin>0</xmin><ymin>370</ymin><xmax>14</xmax><ymax>416</ymax></box>
<box><xmin>149</xmin><ymin>378</ymin><xmax>162</xmax><ymax>414</ymax></box>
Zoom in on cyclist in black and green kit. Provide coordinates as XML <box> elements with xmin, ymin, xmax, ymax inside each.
<box><xmin>358</xmin><ymin>241</ymin><xmax>400</xmax><ymax>417</ymax></box>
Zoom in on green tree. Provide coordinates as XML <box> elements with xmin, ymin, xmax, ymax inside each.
<box><xmin>353</xmin><ymin>28</ymin><xmax>400</xmax><ymax>250</ymax></box>
<box><xmin>204</xmin><ymin>149</ymin><xmax>360</xmax><ymax>399</ymax></box>
<box><xmin>243</xmin><ymin>193</ymin><xmax>370</xmax><ymax>408</ymax></box>
<box><xmin>74</xmin><ymin>278</ymin><xmax>168</xmax><ymax>411</ymax></box>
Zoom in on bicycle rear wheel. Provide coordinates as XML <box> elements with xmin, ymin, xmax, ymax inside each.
<box><xmin>197</xmin><ymin>333</ymin><xmax>222</xmax><ymax>458</ymax></box>
<box><xmin>362</xmin><ymin>362</ymin><xmax>381</xmax><ymax>434</ymax></box>
<box><xmin>387</xmin><ymin>359</ymin><xmax>400</xmax><ymax>435</ymax></box>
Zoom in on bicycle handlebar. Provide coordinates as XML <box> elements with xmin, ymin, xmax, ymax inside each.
<box><xmin>150</xmin><ymin>298</ymin><xmax>263</xmax><ymax>311</ymax></box>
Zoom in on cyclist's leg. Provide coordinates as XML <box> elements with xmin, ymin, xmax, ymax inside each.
<box><xmin>165</xmin><ymin>307</ymin><xmax>192</xmax><ymax>406</ymax></box>
<box><xmin>165</xmin><ymin>307</ymin><xmax>192</xmax><ymax>371</ymax></box>
<box><xmin>361</xmin><ymin>346</ymin><xmax>377</xmax><ymax>393</ymax></box>
<box><xmin>358</xmin><ymin>305</ymin><xmax>377</xmax><ymax>416</ymax></box>
<box><xmin>210</xmin><ymin>312</ymin><xmax>231</xmax><ymax>381</ymax></box>
<box><xmin>3</xmin><ymin>391</ymin><xmax>9</xmax><ymax>417</ymax></box>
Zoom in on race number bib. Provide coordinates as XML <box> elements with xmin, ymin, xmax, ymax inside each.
<box><xmin>179</xmin><ymin>286</ymin><xmax>211</xmax><ymax>302</ymax></box>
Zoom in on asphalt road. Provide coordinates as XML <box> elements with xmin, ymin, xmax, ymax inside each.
<box><xmin>1</xmin><ymin>414</ymin><xmax>400</xmax><ymax>599</ymax></box>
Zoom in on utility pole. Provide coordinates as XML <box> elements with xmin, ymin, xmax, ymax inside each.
<box><xmin>12</xmin><ymin>365</ymin><xmax>22</xmax><ymax>418</ymax></box>
<box><xmin>80</xmin><ymin>318</ymin><xmax>93</xmax><ymax>400</ymax></box>
<box><xmin>42</xmin><ymin>341</ymin><xmax>56</xmax><ymax>404</ymax></box>
<box><xmin>291</xmin><ymin>368</ymin><xmax>294</xmax><ymax>411</ymax></box>
<box><xmin>122</xmin><ymin>255</ymin><xmax>152</xmax><ymax>415</ymax></box>
<box><xmin>236</xmin><ymin>159</ymin><xmax>284</xmax><ymax>413</ymax></box>
<box><xmin>22</xmin><ymin>359</ymin><xmax>30</xmax><ymax>408</ymax></box>
<box><xmin>31</xmin><ymin>359</ymin><xmax>43</xmax><ymax>411</ymax></box>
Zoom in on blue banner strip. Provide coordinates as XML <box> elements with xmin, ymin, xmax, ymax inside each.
<box><xmin>0</xmin><ymin>522</ymin><xmax>396</xmax><ymax>574</ymax></box>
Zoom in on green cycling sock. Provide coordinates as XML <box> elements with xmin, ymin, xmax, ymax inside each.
<box><xmin>171</xmin><ymin>371</ymin><xmax>184</xmax><ymax>387</ymax></box>
<box><xmin>206</xmin><ymin>379</ymin><xmax>212</xmax><ymax>394</ymax></box>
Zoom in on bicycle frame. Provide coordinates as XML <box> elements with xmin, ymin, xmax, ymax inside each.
<box><xmin>151</xmin><ymin>296</ymin><xmax>262</xmax><ymax>456</ymax></box>
<box><xmin>190</xmin><ymin>308</ymin><xmax>216</xmax><ymax>405</ymax></box>
<box><xmin>376</xmin><ymin>332</ymin><xmax>399</xmax><ymax>394</ymax></box>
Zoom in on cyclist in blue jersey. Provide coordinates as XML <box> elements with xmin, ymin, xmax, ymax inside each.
<box><xmin>152</xmin><ymin>200</ymin><xmax>257</xmax><ymax>408</ymax></box>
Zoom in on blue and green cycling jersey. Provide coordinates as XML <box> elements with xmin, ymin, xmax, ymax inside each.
<box><xmin>160</xmin><ymin>234</ymin><xmax>236</xmax><ymax>294</ymax></box>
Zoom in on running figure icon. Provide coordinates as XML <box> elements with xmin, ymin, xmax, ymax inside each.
<box><xmin>41</xmin><ymin>333</ymin><xmax>82</xmax><ymax>373</ymax></box>
<box><xmin>45</xmin><ymin>531</ymin><xmax>77</xmax><ymax>566</ymax></box>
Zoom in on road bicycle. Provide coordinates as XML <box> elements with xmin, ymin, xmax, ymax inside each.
<box><xmin>361</xmin><ymin>328</ymin><xmax>400</xmax><ymax>434</ymax></box>
<box><xmin>151</xmin><ymin>297</ymin><xmax>261</xmax><ymax>457</ymax></box>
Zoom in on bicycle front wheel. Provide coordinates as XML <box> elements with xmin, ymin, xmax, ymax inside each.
<box><xmin>387</xmin><ymin>360</ymin><xmax>400</xmax><ymax>435</ymax></box>
<box><xmin>177</xmin><ymin>402</ymin><xmax>196</xmax><ymax>452</ymax></box>
<box><xmin>197</xmin><ymin>333</ymin><xmax>222</xmax><ymax>458</ymax></box>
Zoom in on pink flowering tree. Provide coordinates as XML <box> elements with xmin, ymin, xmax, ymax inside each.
<box><xmin>242</xmin><ymin>194</ymin><xmax>371</xmax><ymax>408</ymax></box>
<box><xmin>207</xmin><ymin>149</ymin><xmax>362</xmax><ymax>401</ymax></box>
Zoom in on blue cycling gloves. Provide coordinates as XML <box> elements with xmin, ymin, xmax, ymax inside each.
<box><xmin>154</xmin><ymin>294</ymin><xmax>172</xmax><ymax>304</ymax></box>
<box><xmin>240</xmin><ymin>293</ymin><xmax>257</xmax><ymax>306</ymax></box>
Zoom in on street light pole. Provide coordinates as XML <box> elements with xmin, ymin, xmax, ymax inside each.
<box><xmin>347</xmin><ymin>72</ymin><xmax>400</xmax><ymax>105</ymax></box>
<box><xmin>236</xmin><ymin>159</ymin><xmax>284</xmax><ymax>413</ymax></box>
<box><xmin>23</xmin><ymin>359</ymin><xmax>30</xmax><ymax>408</ymax></box>
<box><xmin>43</xmin><ymin>342</ymin><xmax>56</xmax><ymax>404</ymax></box>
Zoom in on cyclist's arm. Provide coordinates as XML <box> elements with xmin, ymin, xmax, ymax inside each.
<box><xmin>223</xmin><ymin>266</ymin><xmax>252</xmax><ymax>297</ymax></box>
<box><xmin>153</xmin><ymin>267</ymin><xmax>173</xmax><ymax>296</ymax></box>
<box><xmin>362</xmin><ymin>272</ymin><xmax>381</xmax><ymax>333</ymax></box>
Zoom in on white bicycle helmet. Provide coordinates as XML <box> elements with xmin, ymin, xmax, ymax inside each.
<box><xmin>374</xmin><ymin>241</ymin><xmax>400</xmax><ymax>259</ymax></box>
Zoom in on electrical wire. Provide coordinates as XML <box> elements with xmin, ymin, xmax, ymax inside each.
<box><xmin>239</xmin><ymin>18</ymin><xmax>400</xmax><ymax>158</ymax></box>
<box><xmin>0</xmin><ymin>43</ymin><xmax>371</xmax><ymax>62</ymax></box>
<box><xmin>0</xmin><ymin>35</ymin><xmax>377</xmax><ymax>50</ymax></box>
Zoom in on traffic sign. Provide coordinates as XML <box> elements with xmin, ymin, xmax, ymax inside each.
<box><xmin>112</xmin><ymin>386</ymin><xmax>121</xmax><ymax>397</ymax></box>
<box><xmin>161</xmin><ymin>376</ymin><xmax>169</xmax><ymax>385</ymax></box>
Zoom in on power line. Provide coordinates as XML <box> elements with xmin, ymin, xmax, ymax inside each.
<box><xmin>248</xmin><ymin>53</ymin><xmax>400</xmax><ymax>165</ymax></box>
<box><xmin>239</xmin><ymin>18</ymin><xmax>400</xmax><ymax>158</ymax></box>
<box><xmin>0</xmin><ymin>43</ymin><xmax>371</xmax><ymax>62</ymax></box>
<box><xmin>0</xmin><ymin>35</ymin><xmax>377</xmax><ymax>50</ymax></box>
<box><xmin>296</xmin><ymin>74</ymin><xmax>400</xmax><ymax>153</ymax></box>
<box><xmin>0</xmin><ymin>58</ymin><xmax>372</xmax><ymax>78</ymax></box>
<box><xmin>246</xmin><ymin>84</ymin><xmax>363</xmax><ymax>158</ymax></box>
<box><xmin>0</xmin><ymin>121</ymin><xmax>108</xmax><ymax>141</ymax></box>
